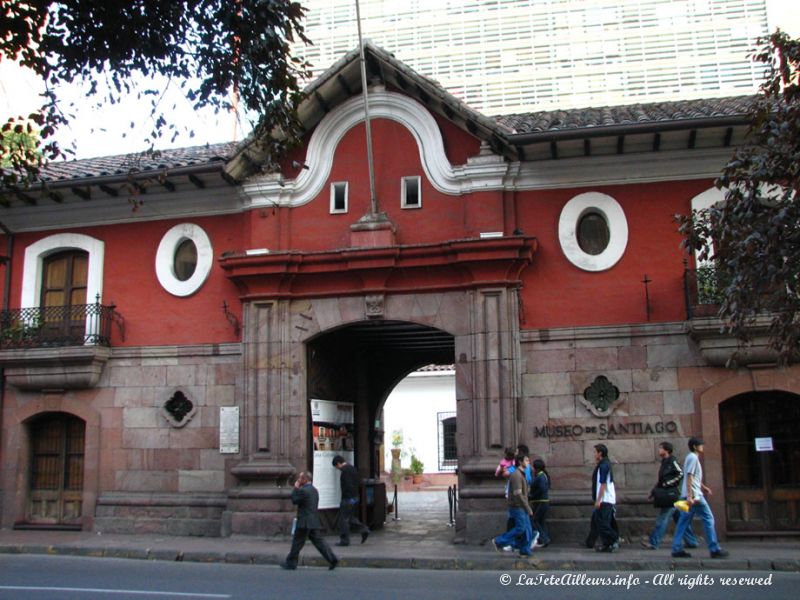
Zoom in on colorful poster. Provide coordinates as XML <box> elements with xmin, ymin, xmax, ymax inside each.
<box><xmin>311</xmin><ymin>399</ymin><xmax>355</xmax><ymax>509</ymax></box>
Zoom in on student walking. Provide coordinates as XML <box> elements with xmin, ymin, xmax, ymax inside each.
<box><xmin>529</xmin><ymin>458</ymin><xmax>551</xmax><ymax>547</ymax></box>
<box><xmin>671</xmin><ymin>437</ymin><xmax>729</xmax><ymax>559</ymax></box>
<box><xmin>642</xmin><ymin>441</ymin><xmax>698</xmax><ymax>550</ymax></box>
<box><xmin>492</xmin><ymin>454</ymin><xmax>538</xmax><ymax>556</ymax></box>
<box><xmin>584</xmin><ymin>444</ymin><xmax>619</xmax><ymax>553</ymax></box>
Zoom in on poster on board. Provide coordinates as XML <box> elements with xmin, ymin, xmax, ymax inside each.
<box><xmin>311</xmin><ymin>399</ymin><xmax>355</xmax><ymax>509</ymax></box>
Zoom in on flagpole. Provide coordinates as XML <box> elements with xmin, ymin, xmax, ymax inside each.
<box><xmin>355</xmin><ymin>0</ymin><xmax>378</xmax><ymax>216</ymax></box>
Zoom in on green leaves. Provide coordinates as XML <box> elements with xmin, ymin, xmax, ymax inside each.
<box><xmin>1</xmin><ymin>0</ymin><xmax>311</xmax><ymax>190</ymax></box>
<box><xmin>679</xmin><ymin>31</ymin><xmax>800</xmax><ymax>364</ymax></box>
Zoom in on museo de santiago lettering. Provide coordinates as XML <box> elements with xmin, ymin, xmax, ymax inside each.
<box><xmin>534</xmin><ymin>420</ymin><xmax>678</xmax><ymax>439</ymax></box>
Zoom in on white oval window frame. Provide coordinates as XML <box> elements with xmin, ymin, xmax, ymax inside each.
<box><xmin>155</xmin><ymin>223</ymin><xmax>213</xmax><ymax>297</ymax></box>
<box><xmin>558</xmin><ymin>192</ymin><xmax>628</xmax><ymax>272</ymax></box>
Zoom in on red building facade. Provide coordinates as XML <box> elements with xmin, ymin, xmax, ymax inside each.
<box><xmin>1</xmin><ymin>44</ymin><xmax>798</xmax><ymax>541</ymax></box>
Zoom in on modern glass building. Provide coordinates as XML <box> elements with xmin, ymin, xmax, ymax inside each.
<box><xmin>296</xmin><ymin>0</ymin><xmax>773</xmax><ymax>113</ymax></box>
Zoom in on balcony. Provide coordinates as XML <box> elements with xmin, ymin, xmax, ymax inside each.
<box><xmin>0</xmin><ymin>299</ymin><xmax>121</xmax><ymax>390</ymax></box>
<box><xmin>684</xmin><ymin>267</ymin><xmax>777</xmax><ymax>367</ymax></box>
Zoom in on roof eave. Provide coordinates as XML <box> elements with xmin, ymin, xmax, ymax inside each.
<box><xmin>508</xmin><ymin>115</ymin><xmax>750</xmax><ymax>145</ymax></box>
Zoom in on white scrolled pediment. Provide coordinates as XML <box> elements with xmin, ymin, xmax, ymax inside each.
<box><xmin>239</xmin><ymin>90</ymin><xmax>509</xmax><ymax>207</ymax></box>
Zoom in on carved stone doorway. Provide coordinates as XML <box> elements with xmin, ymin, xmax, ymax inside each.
<box><xmin>220</xmin><ymin>237</ymin><xmax>536</xmax><ymax>540</ymax></box>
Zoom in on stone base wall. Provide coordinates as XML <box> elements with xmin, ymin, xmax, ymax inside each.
<box><xmin>519</xmin><ymin>322</ymin><xmax>701</xmax><ymax>493</ymax></box>
<box><xmin>94</xmin><ymin>493</ymin><xmax>226</xmax><ymax>537</ymax></box>
<box><xmin>0</xmin><ymin>343</ymin><xmax>243</xmax><ymax>533</ymax></box>
<box><xmin>485</xmin><ymin>322</ymin><xmax>703</xmax><ymax>545</ymax></box>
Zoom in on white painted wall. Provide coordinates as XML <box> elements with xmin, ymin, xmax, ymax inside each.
<box><xmin>382</xmin><ymin>368</ymin><xmax>456</xmax><ymax>474</ymax></box>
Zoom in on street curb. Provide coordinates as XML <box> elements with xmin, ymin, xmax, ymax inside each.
<box><xmin>2</xmin><ymin>544</ymin><xmax>799</xmax><ymax>572</ymax></box>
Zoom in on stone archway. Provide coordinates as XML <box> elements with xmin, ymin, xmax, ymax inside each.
<box><xmin>223</xmin><ymin>288</ymin><xmax>526</xmax><ymax>538</ymax></box>
<box><xmin>1</xmin><ymin>395</ymin><xmax>100</xmax><ymax>530</ymax></box>
<box><xmin>220</xmin><ymin>236</ymin><xmax>536</xmax><ymax>539</ymax></box>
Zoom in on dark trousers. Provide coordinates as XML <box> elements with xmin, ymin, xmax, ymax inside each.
<box><xmin>338</xmin><ymin>499</ymin><xmax>368</xmax><ymax>543</ymax></box>
<box><xmin>284</xmin><ymin>527</ymin><xmax>337</xmax><ymax>568</ymax></box>
<box><xmin>530</xmin><ymin>502</ymin><xmax>550</xmax><ymax>545</ymax></box>
<box><xmin>585</xmin><ymin>503</ymin><xmax>619</xmax><ymax>548</ymax></box>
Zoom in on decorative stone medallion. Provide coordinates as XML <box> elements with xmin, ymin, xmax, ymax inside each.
<box><xmin>580</xmin><ymin>375</ymin><xmax>623</xmax><ymax>417</ymax></box>
<box><xmin>365</xmin><ymin>294</ymin><xmax>384</xmax><ymax>319</ymax></box>
<box><xmin>161</xmin><ymin>390</ymin><xmax>197</xmax><ymax>428</ymax></box>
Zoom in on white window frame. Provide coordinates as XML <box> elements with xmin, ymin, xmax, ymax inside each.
<box><xmin>401</xmin><ymin>176</ymin><xmax>422</xmax><ymax>209</ymax></box>
<box><xmin>155</xmin><ymin>223</ymin><xmax>213</xmax><ymax>297</ymax></box>
<box><xmin>689</xmin><ymin>187</ymin><xmax>726</xmax><ymax>269</ymax></box>
<box><xmin>558</xmin><ymin>192</ymin><xmax>628</xmax><ymax>272</ymax></box>
<box><xmin>21</xmin><ymin>233</ymin><xmax>105</xmax><ymax>309</ymax></box>
<box><xmin>329</xmin><ymin>181</ymin><xmax>349</xmax><ymax>214</ymax></box>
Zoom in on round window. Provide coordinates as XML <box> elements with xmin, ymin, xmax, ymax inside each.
<box><xmin>174</xmin><ymin>239</ymin><xmax>198</xmax><ymax>281</ymax></box>
<box><xmin>558</xmin><ymin>192</ymin><xmax>628</xmax><ymax>272</ymax></box>
<box><xmin>577</xmin><ymin>212</ymin><xmax>610</xmax><ymax>256</ymax></box>
<box><xmin>155</xmin><ymin>224</ymin><xmax>213</xmax><ymax>297</ymax></box>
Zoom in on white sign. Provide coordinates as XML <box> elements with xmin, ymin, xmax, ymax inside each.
<box><xmin>311</xmin><ymin>399</ymin><xmax>354</xmax><ymax>509</ymax></box>
<box><xmin>219</xmin><ymin>407</ymin><xmax>240</xmax><ymax>454</ymax></box>
<box><xmin>754</xmin><ymin>437</ymin><xmax>774</xmax><ymax>452</ymax></box>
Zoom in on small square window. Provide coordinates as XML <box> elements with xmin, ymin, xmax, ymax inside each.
<box><xmin>401</xmin><ymin>176</ymin><xmax>422</xmax><ymax>209</ymax></box>
<box><xmin>330</xmin><ymin>182</ymin><xmax>348</xmax><ymax>213</ymax></box>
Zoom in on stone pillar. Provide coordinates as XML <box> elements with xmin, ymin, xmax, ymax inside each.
<box><xmin>456</xmin><ymin>287</ymin><xmax>522</xmax><ymax>543</ymax></box>
<box><xmin>223</xmin><ymin>300</ymin><xmax>302</xmax><ymax>536</ymax></box>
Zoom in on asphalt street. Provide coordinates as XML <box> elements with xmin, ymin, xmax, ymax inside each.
<box><xmin>1</xmin><ymin>554</ymin><xmax>798</xmax><ymax>600</ymax></box>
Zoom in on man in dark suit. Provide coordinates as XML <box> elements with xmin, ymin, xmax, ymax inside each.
<box><xmin>280</xmin><ymin>471</ymin><xmax>339</xmax><ymax>570</ymax></box>
<box><xmin>332</xmin><ymin>455</ymin><xmax>369</xmax><ymax>546</ymax></box>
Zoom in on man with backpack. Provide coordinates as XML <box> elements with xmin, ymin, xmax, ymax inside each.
<box><xmin>641</xmin><ymin>441</ymin><xmax>698</xmax><ymax>550</ymax></box>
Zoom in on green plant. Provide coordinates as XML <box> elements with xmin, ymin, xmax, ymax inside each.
<box><xmin>0</xmin><ymin>316</ymin><xmax>43</xmax><ymax>348</ymax></box>
<box><xmin>695</xmin><ymin>265</ymin><xmax>727</xmax><ymax>305</ymax></box>
<box><xmin>410</xmin><ymin>454</ymin><xmax>424</xmax><ymax>475</ymax></box>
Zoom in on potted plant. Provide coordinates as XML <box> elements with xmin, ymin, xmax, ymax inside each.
<box><xmin>410</xmin><ymin>454</ymin><xmax>424</xmax><ymax>484</ymax></box>
<box><xmin>390</xmin><ymin>430</ymin><xmax>403</xmax><ymax>484</ymax></box>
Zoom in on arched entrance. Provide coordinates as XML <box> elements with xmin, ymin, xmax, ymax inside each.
<box><xmin>26</xmin><ymin>412</ymin><xmax>86</xmax><ymax>527</ymax></box>
<box><xmin>720</xmin><ymin>391</ymin><xmax>800</xmax><ymax>532</ymax></box>
<box><xmin>306</xmin><ymin>320</ymin><xmax>454</xmax><ymax>499</ymax></box>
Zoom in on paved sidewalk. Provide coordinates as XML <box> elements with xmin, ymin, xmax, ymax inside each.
<box><xmin>1</xmin><ymin>491</ymin><xmax>798</xmax><ymax>572</ymax></box>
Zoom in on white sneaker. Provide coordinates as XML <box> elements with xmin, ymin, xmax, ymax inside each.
<box><xmin>530</xmin><ymin>531</ymin><xmax>540</xmax><ymax>551</ymax></box>
<box><xmin>502</xmin><ymin>545</ymin><xmax>513</xmax><ymax>552</ymax></box>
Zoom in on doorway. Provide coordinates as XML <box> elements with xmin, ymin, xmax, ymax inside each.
<box><xmin>26</xmin><ymin>413</ymin><xmax>85</xmax><ymax>527</ymax></box>
<box><xmin>720</xmin><ymin>391</ymin><xmax>800</xmax><ymax>532</ymax></box>
<box><xmin>306</xmin><ymin>319</ymin><xmax>455</xmax><ymax>528</ymax></box>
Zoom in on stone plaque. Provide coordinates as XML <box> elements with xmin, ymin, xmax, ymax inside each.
<box><xmin>219</xmin><ymin>406</ymin><xmax>240</xmax><ymax>454</ymax></box>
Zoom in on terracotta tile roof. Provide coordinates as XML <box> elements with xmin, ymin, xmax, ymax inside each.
<box><xmin>494</xmin><ymin>95</ymin><xmax>757</xmax><ymax>135</ymax></box>
<box><xmin>417</xmin><ymin>364</ymin><xmax>455</xmax><ymax>373</ymax></box>
<box><xmin>37</xmin><ymin>141</ymin><xmax>239</xmax><ymax>184</ymax></box>
<box><xmin>32</xmin><ymin>94</ymin><xmax>756</xmax><ymax>186</ymax></box>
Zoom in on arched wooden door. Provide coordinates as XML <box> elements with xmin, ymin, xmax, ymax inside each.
<box><xmin>27</xmin><ymin>413</ymin><xmax>85</xmax><ymax>527</ymax></box>
<box><xmin>721</xmin><ymin>391</ymin><xmax>800</xmax><ymax>532</ymax></box>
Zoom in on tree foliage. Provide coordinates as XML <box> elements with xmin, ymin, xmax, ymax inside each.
<box><xmin>0</xmin><ymin>0</ymin><xmax>311</xmax><ymax>189</ymax></box>
<box><xmin>678</xmin><ymin>31</ymin><xmax>800</xmax><ymax>363</ymax></box>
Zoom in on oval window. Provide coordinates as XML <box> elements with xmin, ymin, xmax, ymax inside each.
<box><xmin>174</xmin><ymin>239</ymin><xmax>198</xmax><ymax>281</ymax></box>
<box><xmin>577</xmin><ymin>212</ymin><xmax>610</xmax><ymax>256</ymax></box>
<box><xmin>155</xmin><ymin>223</ymin><xmax>213</xmax><ymax>297</ymax></box>
<box><xmin>558</xmin><ymin>192</ymin><xmax>628</xmax><ymax>272</ymax></box>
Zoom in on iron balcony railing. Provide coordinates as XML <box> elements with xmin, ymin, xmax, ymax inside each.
<box><xmin>0</xmin><ymin>296</ymin><xmax>119</xmax><ymax>349</ymax></box>
<box><xmin>684</xmin><ymin>266</ymin><xmax>727</xmax><ymax>319</ymax></box>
